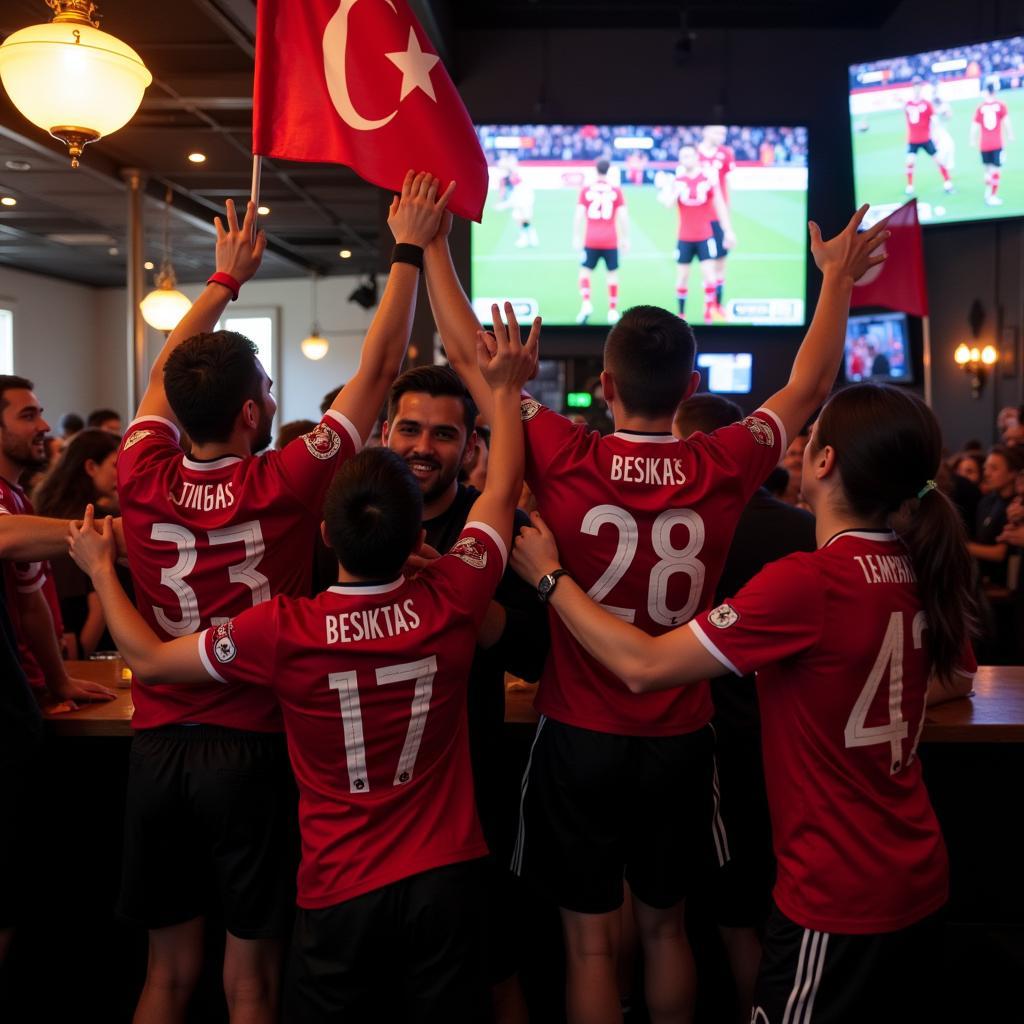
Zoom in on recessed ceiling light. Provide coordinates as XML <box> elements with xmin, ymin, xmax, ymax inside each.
<box><xmin>339</xmin><ymin>249</ymin><xmax>352</xmax><ymax>259</ymax></box>
<box><xmin>188</xmin><ymin>152</ymin><xmax>206</xmax><ymax>163</ymax></box>
<box><xmin>144</xmin><ymin>260</ymin><xmax>155</xmax><ymax>270</ymax></box>
<box><xmin>0</xmin><ymin>197</ymin><xmax>16</xmax><ymax>207</ymax></box>
<box><xmin>257</xmin><ymin>205</ymin><xmax>270</xmax><ymax>216</ymax></box>
<box><xmin>4</xmin><ymin>159</ymin><xmax>31</xmax><ymax>172</ymax></box>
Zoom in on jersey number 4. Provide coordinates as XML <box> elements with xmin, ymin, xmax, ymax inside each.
<box><xmin>844</xmin><ymin>610</ymin><xmax>927</xmax><ymax>775</ymax></box>
<box><xmin>582</xmin><ymin>505</ymin><xmax>706</xmax><ymax>626</ymax></box>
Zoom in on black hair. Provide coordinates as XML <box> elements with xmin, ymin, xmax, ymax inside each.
<box><xmin>0</xmin><ymin>374</ymin><xmax>34</xmax><ymax>417</ymax></box>
<box><xmin>323</xmin><ymin>448</ymin><xmax>423</xmax><ymax>579</ymax></box>
<box><xmin>87</xmin><ymin>408</ymin><xmax>121</xmax><ymax>428</ymax></box>
<box><xmin>596</xmin><ymin>158</ymin><xmax>610</xmax><ymax>175</ymax></box>
<box><xmin>35</xmin><ymin>429</ymin><xmax>119</xmax><ymax>519</ymax></box>
<box><xmin>388</xmin><ymin>365</ymin><xmax>478</xmax><ymax>435</ymax></box>
<box><xmin>163</xmin><ymin>331</ymin><xmax>264</xmax><ymax>444</ymax></box>
<box><xmin>276</xmin><ymin>419</ymin><xmax>317</xmax><ymax>450</ymax></box>
<box><xmin>814</xmin><ymin>384</ymin><xmax>977</xmax><ymax>685</ymax></box>
<box><xmin>320</xmin><ymin>385</ymin><xmax>345</xmax><ymax>415</ymax></box>
<box><xmin>603</xmin><ymin>306</ymin><xmax>696</xmax><ymax>418</ymax></box>
<box><xmin>673</xmin><ymin>393</ymin><xmax>743</xmax><ymax>437</ymax></box>
<box><xmin>60</xmin><ymin>412</ymin><xmax>84</xmax><ymax>436</ymax></box>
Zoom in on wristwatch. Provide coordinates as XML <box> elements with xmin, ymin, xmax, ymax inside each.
<box><xmin>537</xmin><ymin>569</ymin><xmax>569</xmax><ymax>603</ymax></box>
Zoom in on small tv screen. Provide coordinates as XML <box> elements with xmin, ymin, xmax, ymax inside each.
<box><xmin>844</xmin><ymin>312</ymin><xmax>912</xmax><ymax>383</ymax></box>
<box><xmin>849</xmin><ymin>36</ymin><xmax>1024</xmax><ymax>226</ymax></box>
<box><xmin>471</xmin><ymin>124</ymin><xmax>808</xmax><ymax>327</ymax></box>
<box><xmin>697</xmin><ymin>353</ymin><xmax>753</xmax><ymax>394</ymax></box>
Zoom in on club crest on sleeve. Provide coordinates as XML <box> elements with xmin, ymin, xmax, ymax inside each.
<box><xmin>709</xmin><ymin>603</ymin><xmax>738</xmax><ymax>629</ymax></box>
<box><xmin>451</xmin><ymin>535</ymin><xmax>488</xmax><ymax>570</ymax></box>
<box><xmin>742</xmin><ymin>417</ymin><xmax>774</xmax><ymax>448</ymax></box>
<box><xmin>520</xmin><ymin>398</ymin><xmax>541</xmax><ymax>421</ymax></box>
<box><xmin>212</xmin><ymin>621</ymin><xmax>238</xmax><ymax>664</ymax></box>
<box><xmin>123</xmin><ymin>429</ymin><xmax>153</xmax><ymax>451</ymax></box>
<box><xmin>303</xmin><ymin>422</ymin><xmax>342</xmax><ymax>461</ymax></box>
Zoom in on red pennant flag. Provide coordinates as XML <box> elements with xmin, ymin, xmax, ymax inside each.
<box><xmin>850</xmin><ymin>199</ymin><xmax>929</xmax><ymax>317</ymax></box>
<box><xmin>254</xmin><ymin>0</ymin><xmax>488</xmax><ymax>221</ymax></box>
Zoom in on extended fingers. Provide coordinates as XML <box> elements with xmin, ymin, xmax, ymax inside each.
<box><xmin>504</xmin><ymin>301</ymin><xmax>521</xmax><ymax>345</ymax></box>
<box><xmin>241</xmin><ymin>200</ymin><xmax>256</xmax><ymax>234</ymax></box>
<box><xmin>490</xmin><ymin>304</ymin><xmax>509</xmax><ymax>346</ymax></box>
<box><xmin>225</xmin><ymin>198</ymin><xmax>239</xmax><ymax>234</ymax></box>
<box><xmin>437</xmin><ymin>180</ymin><xmax>456</xmax><ymax>210</ymax></box>
<box><xmin>400</xmin><ymin>169</ymin><xmax>416</xmax><ymax>199</ymax></box>
<box><xmin>847</xmin><ymin>203</ymin><xmax>870</xmax><ymax>232</ymax></box>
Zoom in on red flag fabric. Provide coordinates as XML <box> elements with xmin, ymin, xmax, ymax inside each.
<box><xmin>254</xmin><ymin>0</ymin><xmax>487</xmax><ymax>221</ymax></box>
<box><xmin>850</xmin><ymin>199</ymin><xmax>928</xmax><ymax>317</ymax></box>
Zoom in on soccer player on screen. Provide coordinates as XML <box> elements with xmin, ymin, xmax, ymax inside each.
<box><xmin>904</xmin><ymin>79</ymin><xmax>954</xmax><ymax>196</ymax></box>
<box><xmin>661</xmin><ymin>144</ymin><xmax>735</xmax><ymax>324</ymax></box>
<box><xmin>698</xmin><ymin>125</ymin><xmax>737</xmax><ymax>314</ymax></box>
<box><xmin>574</xmin><ymin>158</ymin><xmax>629</xmax><ymax>325</ymax></box>
<box><xmin>971</xmin><ymin>82</ymin><xmax>1014</xmax><ymax>205</ymax></box>
<box><xmin>496</xmin><ymin>155</ymin><xmax>538</xmax><ymax>248</ymax></box>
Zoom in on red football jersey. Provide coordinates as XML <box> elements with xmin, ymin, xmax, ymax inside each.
<box><xmin>690</xmin><ymin>530</ymin><xmax>977</xmax><ymax>933</ymax></box>
<box><xmin>974</xmin><ymin>100</ymin><xmax>1008</xmax><ymax>151</ymax></box>
<box><xmin>522</xmin><ymin>399</ymin><xmax>786</xmax><ymax>736</ymax></box>
<box><xmin>578</xmin><ymin>180</ymin><xmax>626</xmax><ymax>249</ymax></box>
<box><xmin>199</xmin><ymin>523</ymin><xmax>506</xmax><ymax>908</ymax></box>
<box><xmin>0</xmin><ymin>477</ymin><xmax>63</xmax><ymax>688</ymax></box>
<box><xmin>118</xmin><ymin>411</ymin><xmax>361</xmax><ymax>732</ymax></box>
<box><xmin>697</xmin><ymin>144</ymin><xmax>735</xmax><ymax>205</ymax></box>
<box><xmin>905</xmin><ymin>99</ymin><xmax>934</xmax><ymax>144</ymax></box>
<box><xmin>675</xmin><ymin>172</ymin><xmax>717</xmax><ymax>242</ymax></box>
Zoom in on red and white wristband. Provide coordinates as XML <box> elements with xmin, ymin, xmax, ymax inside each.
<box><xmin>207</xmin><ymin>271</ymin><xmax>241</xmax><ymax>301</ymax></box>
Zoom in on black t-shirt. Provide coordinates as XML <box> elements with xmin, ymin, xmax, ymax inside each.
<box><xmin>711</xmin><ymin>488</ymin><xmax>817</xmax><ymax>738</ymax></box>
<box><xmin>975</xmin><ymin>492</ymin><xmax>1010</xmax><ymax>585</ymax></box>
<box><xmin>1</xmin><ymin>582</ymin><xmax>42</xmax><ymax>763</ymax></box>
<box><xmin>422</xmin><ymin>485</ymin><xmax>549</xmax><ymax>848</ymax></box>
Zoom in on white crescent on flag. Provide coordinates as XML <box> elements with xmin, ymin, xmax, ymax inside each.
<box><xmin>323</xmin><ymin>0</ymin><xmax>440</xmax><ymax>132</ymax></box>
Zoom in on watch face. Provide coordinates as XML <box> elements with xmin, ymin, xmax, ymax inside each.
<box><xmin>538</xmin><ymin>574</ymin><xmax>554</xmax><ymax>595</ymax></box>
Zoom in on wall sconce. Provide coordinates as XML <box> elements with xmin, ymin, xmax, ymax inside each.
<box><xmin>953</xmin><ymin>299</ymin><xmax>998</xmax><ymax>399</ymax></box>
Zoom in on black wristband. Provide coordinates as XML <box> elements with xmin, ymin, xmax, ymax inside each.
<box><xmin>391</xmin><ymin>243</ymin><xmax>424</xmax><ymax>270</ymax></box>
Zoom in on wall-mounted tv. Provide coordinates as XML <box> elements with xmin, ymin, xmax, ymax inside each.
<box><xmin>844</xmin><ymin>312</ymin><xmax>913</xmax><ymax>384</ymax></box>
<box><xmin>697</xmin><ymin>352</ymin><xmax>753</xmax><ymax>394</ymax></box>
<box><xmin>470</xmin><ymin>124</ymin><xmax>808</xmax><ymax>328</ymax></box>
<box><xmin>850</xmin><ymin>36</ymin><xmax>1023</xmax><ymax>227</ymax></box>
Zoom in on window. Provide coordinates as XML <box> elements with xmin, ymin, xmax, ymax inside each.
<box><xmin>217</xmin><ymin>307</ymin><xmax>278</xmax><ymax>386</ymax></box>
<box><xmin>0</xmin><ymin>309</ymin><xmax>12</xmax><ymax>374</ymax></box>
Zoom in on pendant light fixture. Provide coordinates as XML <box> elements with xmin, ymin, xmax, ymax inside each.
<box><xmin>300</xmin><ymin>272</ymin><xmax>329</xmax><ymax>361</ymax></box>
<box><xmin>140</xmin><ymin>188</ymin><xmax>192</xmax><ymax>334</ymax></box>
<box><xmin>0</xmin><ymin>1</ymin><xmax>152</xmax><ymax>168</ymax></box>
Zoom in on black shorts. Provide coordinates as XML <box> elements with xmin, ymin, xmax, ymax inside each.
<box><xmin>753</xmin><ymin>903</ymin><xmax>944</xmax><ymax>1024</ymax></box>
<box><xmin>285</xmin><ymin>860</ymin><xmax>487</xmax><ymax>1024</ymax></box>
<box><xmin>677</xmin><ymin>238</ymin><xmax>717</xmax><ymax>264</ymax></box>
<box><xmin>581</xmin><ymin>247</ymin><xmax>619</xmax><ymax>271</ymax></box>
<box><xmin>513</xmin><ymin>718</ymin><xmax>722</xmax><ymax>914</ymax></box>
<box><xmin>907</xmin><ymin>140</ymin><xmax>937</xmax><ymax>156</ymax></box>
<box><xmin>118</xmin><ymin>725</ymin><xmax>296</xmax><ymax>938</ymax></box>
<box><xmin>0</xmin><ymin>751</ymin><xmax>39</xmax><ymax>930</ymax></box>
<box><xmin>710</xmin><ymin>220</ymin><xmax>730</xmax><ymax>259</ymax></box>
<box><xmin>982</xmin><ymin>148</ymin><xmax>1003</xmax><ymax>166</ymax></box>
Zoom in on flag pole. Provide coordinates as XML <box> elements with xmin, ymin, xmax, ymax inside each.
<box><xmin>922</xmin><ymin>314</ymin><xmax>933</xmax><ymax>407</ymax></box>
<box><xmin>250</xmin><ymin>155</ymin><xmax>263</xmax><ymax>243</ymax></box>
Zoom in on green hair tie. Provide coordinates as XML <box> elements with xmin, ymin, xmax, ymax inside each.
<box><xmin>917</xmin><ymin>480</ymin><xmax>937</xmax><ymax>499</ymax></box>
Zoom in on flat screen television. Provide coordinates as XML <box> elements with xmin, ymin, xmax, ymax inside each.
<box><xmin>470</xmin><ymin>124</ymin><xmax>808</xmax><ymax>327</ymax></box>
<box><xmin>844</xmin><ymin>312</ymin><xmax>913</xmax><ymax>384</ymax></box>
<box><xmin>849</xmin><ymin>36</ymin><xmax>1024</xmax><ymax>227</ymax></box>
<box><xmin>697</xmin><ymin>352</ymin><xmax>753</xmax><ymax>394</ymax></box>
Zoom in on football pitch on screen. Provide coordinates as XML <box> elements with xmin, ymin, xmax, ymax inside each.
<box><xmin>852</xmin><ymin>88</ymin><xmax>1024</xmax><ymax>224</ymax></box>
<box><xmin>471</xmin><ymin>185</ymin><xmax>807</xmax><ymax>326</ymax></box>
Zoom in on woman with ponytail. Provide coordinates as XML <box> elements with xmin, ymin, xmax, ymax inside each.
<box><xmin>512</xmin><ymin>382</ymin><xmax>976</xmax><ymax>1023</ymax></box>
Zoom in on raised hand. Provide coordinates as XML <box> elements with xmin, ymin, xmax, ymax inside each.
<box><xmin>809</xmin><ymin>205</ymin><xmax>890</xmax><ymax>284</ymax></box>
<box><xmin>476</xmin><ymin>302</ymin><xmax>541</xmax><ymax>393</ymax></box>
<box><xmin>511</xmin><ymin>512</ymin><xmax>562</xmax><ymax>586</ymax></box>
<box><xmin>68</xmin><ymin>504</ymin><xmax>117</xmax><ymax>579</ymax></box>
<box><xmin>387</xmin><ymin>171</ymin><xmax>457</xmax><ymax>248</ymax></box>
<box><xmin>214</xmin><ymin>199</ymin><xmax>267</xmax><ymax>285</ymax></box>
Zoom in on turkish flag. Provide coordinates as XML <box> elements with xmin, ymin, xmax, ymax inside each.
<box><xmin>850</xmin><ymin>200</ymin><xmax>928</xmax><ymax>317</ymax></box>
<box><xmin>254</xmin><ymin>0</ymin><xmax>488</xmax><ymax>221</ymax></box>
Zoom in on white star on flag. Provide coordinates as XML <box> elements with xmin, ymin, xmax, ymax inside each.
<box><xmin>386</xmin><ymin>28</ymin><xmax>440</xmax><ymax>102</ymax></box>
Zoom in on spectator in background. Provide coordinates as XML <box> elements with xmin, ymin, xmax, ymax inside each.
<box><xmin>461</xmin><ymin>423</ymin><xmax>490</xmax><ymax>493</ymax></box>
<box><xmin>764</xmin><ymin>465</ymin><xmax>790</xmax><ymax>499</ymax></box>
<box><xmin>997</xmin><ymin>471</ymin><xmax>1024</xmax><ymax>661</ymax></box>
<box><xmin>953</xmin><ymin>451</ymin><xmax>984</xmax><ymax>486</ymax></box>
<box><xmin>275</xmin><ymin>419</ymin><xmax>317</xmax><ymax>450</ymax></box>
<box><xmin>781</xmin><ymin>428</ymin><xmax>811</xmax><ymax>506</ymax></box>
<box><xmin>58</xmin><ymin>412</ymin><xmax>83</xmax><ymax>440</ymax></box>
<box><xmin>86</xmin><ymin>408</ymin><xmax>122</xmax><ymax>434</ymax></box>
<box><xmin>320</xmin><ymin>385</ymin><xmax>344</xmax><ymax>415</ymax></box>
<box><xmin>946</xmin><ymin>454</ymin><xmax>983</xmax><ymax>535</ymax></box>
<box><xmin>34</xmin><ymin>429</ymin><xmax>122</xmax><ymax>657</ymax></box>
<box><xmin>970</xmin><ymin>445</ymin><xmax>1024</xmax><ymax>585</ymax></box>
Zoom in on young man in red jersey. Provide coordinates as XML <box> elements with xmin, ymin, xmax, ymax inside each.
<box><xmin>68</xmin><ymin>307</ymin><xmax>539</xmax><ymax>1024</ymax></box>
<box><xmin>970</xmin><ymin>82</ymin><xmax>1014</xmax><ymax>206</ymax></box>
<box><xmin>660</xmin><ymin>144</ymin><xmax>735</xmax><ymax>324</ymax></box>
<box><xmin>574</xmin><ymin>158</ymin><xmax>629</xmax><ymax>325</ymax></box>
<box><xmin>424</xmin><ymin>203</ymin><xmax>887</xmax><ymax>1024</ymax></box>
<box><xmin>904</xmin><ymin>79</ymin><xmax>954</xmax><ymax>196</ymax></box>
<box><xmin>697</xmin><ymin>125</ymin><xmax>736</xmax><ymax>317</ymax></box>
<box><xmin>114</xmin><ymin>171</ymin><xmax>452</xmax><ymax>1023</ymax></box>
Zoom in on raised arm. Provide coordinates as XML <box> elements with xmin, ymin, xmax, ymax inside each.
<box><xmin>330</xmin><ymin>172</ymin><xmax>455</xmax><ymax>442</ymax></box>
<box><xmin>0</xmin><ymin>514</ymin><xmax>86</xmax><ymax>561</ymax></box>
<box><xmin>136</xmin><ymin>200</ymin><xmax>267</xmax><ymax>425</ymax></box>
<box><xmin>510</xmin><ymin>512</ymin><xmax>722</xmax><ymax>690</ymax></box>
<box><xmin>762</xmin><ymin>206</ymin><xmax>890</xmax><ymax>442</ymax></box>
<box><xmin>68</xmin><ymin>507</ymin><xmax>206</xmax><ymax>685</ymax></box>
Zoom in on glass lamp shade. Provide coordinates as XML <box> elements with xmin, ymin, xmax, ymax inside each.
<box><xmin>301</xmin><ymin>333</ymin><xmax>329</xmax><ymax>361</ymax></box>
<box><xmin>140</xmin><ymin>284</ymin><xmax>192</xmax><ymax>333</ymax></box>
<box><xmin>0</xmin><ymin>19</ymin><xmax>152</xmax><ymax>165</ymax></box>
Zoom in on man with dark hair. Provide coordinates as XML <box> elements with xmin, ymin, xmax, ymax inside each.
<box><xmin>276</xmin><ymin>419</ymin><xmax>318</xmax><ymax>451</ymax></box>
<box><xmin>672</xmin><ymin>393</ymin><xmax>743</xmax><ymax>437</ymax></box>
<box><xmin>383</xmin><ymin>363</ymin><xmax>548</xmax><ymax>1019</ymax></box>
<box><xmin>68</xmin><ymin>308</ymin><xmax>538</xmax><ymax>1022</ymax></box>
<box><xmin>320</xmin><ymin>385</ymin><xmax>344</xmax><ymax>415</ymax></box>
<box><xmin>574</xmin><ymin>157</ymin><xmax>628</xmax><ymax>325</ymax></box>
<box><xmin>58</xmin><ymin>412</ymin><xmax>84</xmax><ymax>439</ymax></box>
<box><xmin>427</xmin><ymin>204</ymin><xmax>888</xmax><ymax>1022</ymax></box>
<box><xmin>86</xmin><ymin>408</ymin><xmax>122</xmax><ymax>434</ymax></box>
<box><xmin>113</xmin><ymin>173</ymin><xmax>453</xmax><ymax>1023</ymax></box>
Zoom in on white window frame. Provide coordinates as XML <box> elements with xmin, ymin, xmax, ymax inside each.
<box><xmin>0</xmin><ymin>308</ymin><xmax>12</xmax><ymax>375</ymax></box>
<box><xmin>216</xmin><ymin>306</ymin><xmax>281</xmax><ymax>421</ymax></box>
